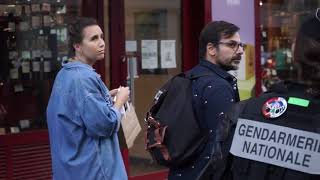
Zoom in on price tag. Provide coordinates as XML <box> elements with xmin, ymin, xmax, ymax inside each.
<box><xmin>32</xmin><ymin>50</ymin><xmax>41</xmax><ymax>58</ymax></box>
<box><xmin>43</xmin><ymin>50</ymin><xmax>52</xmax><ymax>58</ymax></box>
<box><xmin>31</xmin><ymin>4</ymin><xmax>40</xmax><ymax>12</ymax></box>
<box><xmin>41</xmin><ymin>3</ymin><xmax>51</xmax><ymax>12</ymax></box>
<box><xmin>0</xmin><ymin>128</ymin><xmax>5</xmax><ymax>135</ymax></box>
<box><xmin>44</xmin><ymin>61</ymin><xmax>51</xmax><ymax>72</ymax></box>
<box><xmin>43</xmin><ymin>15</ymin><xmax>51</xmax><ymax>26</ymax></box>
<box><xmin>8</xmin><ymin>22</ymin><xmax>15</xmax><ymax>32</ymax></box>
<box><xmin>14</xmin><ymin>84</ymin><xmax>24</xmax><ymax>93</ymax></box>
<box><xmin>32</xmin><ymin>61</ymin><xmax>40</xmax><ymax>72</ymax></box>
<box><xmin>19</xmin><ymin>21</ymin><xmax>30</xmax><ymax>31</ymax></box>
<box><xmin>10</xmin><ymin>68</ymin><xmax>19</xmax><ymax>79</ymax></box>
<box><xmin>21</xmin><ymin>61</ymin><xmax>31</xmax><ymax>73</ymax></box>
<box><xmin>19</xmin><ymin>119</ymin><xmax>31</xmax><ymax>129</ymax></box>
<box><xmin>10</xmin><ymin>126</ymin><xmax>20</xmax><ymax>133</ymax></box>
<box><xmin>21</xmin><ymin>51</ymin><xmax>31</xmax><ymax>59</ymax></box>
<box><xmin>15</xmin><ymin>5</ymin><xmax>22</xmax><ymax>16</ymax></box>
<box><xmin>50</xmin><ymin>29</ymin><xmax>57</xmax><ymax>34</ymax></box>
<box><xmin>9</xmin><ymin>51</ymin><xmax>18</xmax><ymax>59</ymax></box>
<box><xmin>32</xmin><ymin>16</ymin><xmax>41</xmax><ymax>28</ymax></box>
<box><xmin>23</xmin><ymin>5</ymin><xmax>31</xmax><ymax>15</ymax></box>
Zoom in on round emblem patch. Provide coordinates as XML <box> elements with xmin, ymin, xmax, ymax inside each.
<box><xmin>262</xmin><ymin>97</ymin><xmax>287</xmax><ymax>118</ymax></box>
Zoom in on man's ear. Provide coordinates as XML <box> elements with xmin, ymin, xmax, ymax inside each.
<box><xmin>207</xmin><ymin>43</ymin><xmax>216</xmax><ymax>57</ymax></box>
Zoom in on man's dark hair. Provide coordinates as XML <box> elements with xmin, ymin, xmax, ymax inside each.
<box><xmin>68</xmin><ymin>17</ymin><xmax>98</xmax><ymax>57</ymax></box>
<box><xmin>199</xmin><ymin>21</ymin><xmax>240</xmax><ymax>59</ymax></box>
<box><xmin>294</xmin><ymin>16</ymin><xmax>320</xmax><ymax>85</ymax></box>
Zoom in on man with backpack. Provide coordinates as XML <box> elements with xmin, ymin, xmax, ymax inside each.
<box><xmin>167</xmin><ymin>21</ymin><xmax>245</xmax><ymax>180</ymax></box>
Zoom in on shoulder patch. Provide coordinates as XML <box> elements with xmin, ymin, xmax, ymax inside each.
<box><xmin>262</xmin><ymin>97</ymin><xmax>287</xmax><ymax>118</ymax></box>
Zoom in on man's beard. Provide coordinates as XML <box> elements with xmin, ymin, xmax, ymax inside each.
<box><xmin>220</xmin><ymin>55</ymin><xmax>242</xmax><ymax>71</ymax></box>
<box><xmin>221</xmin><ymin>64</ymin><xmax>238</xmax><ymax>71</ymax></box>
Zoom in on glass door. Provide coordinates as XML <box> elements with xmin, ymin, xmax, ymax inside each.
<box><xmin>124</xmin><ymin>0</ymin><xmax>182</xmax><ymax>176</ymax></box>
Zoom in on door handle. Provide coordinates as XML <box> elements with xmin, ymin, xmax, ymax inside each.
<box><xmin>120</xmin><ymin>55</ymin><xmax>127</xmax><ymax>63</ymax></box>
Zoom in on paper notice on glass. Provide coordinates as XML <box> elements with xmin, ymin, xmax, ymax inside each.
<box><xmin>161</xmin><ymin>40</ymin><xmax>176</xmax><ymax>68</ymax></box>
<box><xmin>126</xmin><ymin>40</ymin><xmax>137</xmax><ymax>52</ymax></box>
<box><xmin>141</xmin><ymin>40</ymin><xmax>158</xmax><ymax>69</ymax></box>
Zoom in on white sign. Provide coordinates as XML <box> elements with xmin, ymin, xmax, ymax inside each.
<box><xmin>141</xmin><ymin>40</ymin><xmax>158</xmax><ymax>69</ymax></box>
<box><xmin>160</xmin><ymin>40</ymin><xmax>176</xmax><ymax>68</ymax></box>
<box><xmin>230</xmin><ymin>118</ymin><xmax>320</xmax><ymax>175</ymax></box>
<box><xmin>126</xmin><ymin>40</ymin><xmax>137</xmax><ymax>52</ymax></box>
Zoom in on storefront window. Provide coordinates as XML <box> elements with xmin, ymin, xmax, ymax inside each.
<box><xmin>124</xmin><ymin>0</ymin><xmax>181</xmax><ymax>175</ymax></box>
<box><xmin>0</xmin><ymin>0</ymin><xmax>80</xmax><ymax>135</ymax></box>
<box><xmin>259</xmin><ymin>0</ymin><xmax>320</xmax><ymax>91</ymax></box>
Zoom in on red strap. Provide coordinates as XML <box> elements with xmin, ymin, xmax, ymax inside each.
<box><xmin>147</xmin><ymin>126</ymin><xmax>171</xmax><ymax>161</ymax></box>
<box><xmin>160</xmin><ymin>146</ymin><xmax>171</xmax><ymax>160</ymax></box>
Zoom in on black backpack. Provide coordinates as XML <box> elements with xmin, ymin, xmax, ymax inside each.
<box><xmin>145</xmin><ymin>73</ymin><xmax>209</xmax><ymax>167</ymax></box>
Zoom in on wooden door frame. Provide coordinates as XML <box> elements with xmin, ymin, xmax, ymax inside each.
<box><xmin>182</xmin><ymin>0</ymin><xmax>211</xmax><ymax>71</ymax></box>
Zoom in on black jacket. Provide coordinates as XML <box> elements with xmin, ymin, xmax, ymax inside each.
<box><xmin>168</xmin><ymin>60</ymin><xmax>240</xmax><ymax>180</ymax></box>
<box><xmin>225</xmin><ymin>82</ymin><xmax>320</xmax><ymax>180</ymax></box>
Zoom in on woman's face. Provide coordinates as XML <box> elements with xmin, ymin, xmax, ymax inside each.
<box><xmin>77</xmin><ymin>25</ymin><xmax>105</xmax><ymax>63</ymax></box>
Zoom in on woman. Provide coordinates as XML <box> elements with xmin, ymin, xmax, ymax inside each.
<box><xmin>47</xmin><ymin>17</ymin><xmax>129</xmax><ymax>180</ymax></box>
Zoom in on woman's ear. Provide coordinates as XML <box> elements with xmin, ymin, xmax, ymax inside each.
<box><xmin>207</xmin><ymin>43</ymin><xmax>216</xmax><ymax>57</ymax></box>
<box><xmin>73</xmin><ymin>43</ymin><xmax>81</xmax><ymax>52</ymax></box>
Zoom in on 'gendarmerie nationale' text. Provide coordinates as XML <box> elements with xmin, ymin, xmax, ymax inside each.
<box><xmin>230</xmin><ymin>119</ymin><xmax>320</xmax><ymax>174</ymax></box>
<box><xmin>238</xmin><ymin>122</ymin><xmax>320</xmax><ymax>167</ymax></box>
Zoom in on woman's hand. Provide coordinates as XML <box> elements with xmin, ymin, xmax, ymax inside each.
<box><xmin>109</xmin><ymin>89</ymin><xmax>119</xmax><ymax>97</ymax></box>
<box><xmin>113</xmin><ymin>87</ymin><xmax>130</xmax><ymax>110</ymax></box>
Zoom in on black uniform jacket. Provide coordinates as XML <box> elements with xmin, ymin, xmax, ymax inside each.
<box><xmin>226</xmin><ymin>82</ymin><xmax>320</xmax><ymax>180</ymax></box>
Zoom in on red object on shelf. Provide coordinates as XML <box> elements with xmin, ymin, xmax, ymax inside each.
<box><xmin>0</xmin><ymin>130</ymin><xmax>52</xmax><ymax>180</ymax></box>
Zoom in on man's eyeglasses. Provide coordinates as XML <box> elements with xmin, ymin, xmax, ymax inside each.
<box><xmin>316</xmin><ymin>8</ymin><xmax>320</xmax><ymax>22</ymax></box>
<box><xmin>218</xmin><ymin>41</ymin><xmax>247</xmax><ymax>52</ymax></box>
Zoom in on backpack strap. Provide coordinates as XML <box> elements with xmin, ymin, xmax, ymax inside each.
<box><xmin>189</xmin><ymin>73</ymin><xmax>212</xmax><ymax>80</ymax></box>
<box><xmin>145</xmin><ymin>113</ymin><xmax>172</xmax><ymax>161</ymax></box>
<box><xmin>180</xmin><ymin>71</ymin><xmax>213</xmax><ymax>80</ymax></box>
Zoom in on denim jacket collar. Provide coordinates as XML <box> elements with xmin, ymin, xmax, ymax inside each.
<box><xmin>199</xmin><ymin>59</ymin><xmax>236</xmax><ymax>82</ymax></box>
<box><xmin>62</xmin><ymin>61</ymin><xmax>95</xmax><ymax>71</ymax></box>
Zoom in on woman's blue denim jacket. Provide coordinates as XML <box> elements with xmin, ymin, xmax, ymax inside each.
<box><xmin>47</xmin><ymin>61</ymin><xmax>127</xmax><ymax>180</ymax></box>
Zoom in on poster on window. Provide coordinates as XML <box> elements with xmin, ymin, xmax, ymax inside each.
<box><xmin>160</xmin><ymin>40</ymin><xmax>176</xmax><ymax>68</ymax></box>
<box><xmin>141</xmin><ymin>40</ymin><xmax>158</xmax><ymax>69</ymax></box>
<box><xmin>125</xmin><ymin>40</ymin><xmax>137</xmax><ymax>52</ymax></box>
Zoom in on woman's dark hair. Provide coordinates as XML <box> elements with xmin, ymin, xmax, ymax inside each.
<box><xmin>68</xmin><ymin>17</ymin><xmax>98</xmax><ymax>57</ymax></box>
<box><xmin>294</xmin><ymin>16</ymin><xmax>320</xmax><ymax>85</ymax></box>
<box><xmin>199</xmin><ymin>21</ymin><xmax>240</xmax><ymax>59</ymax></box>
